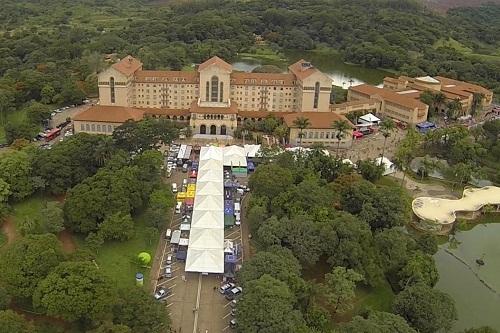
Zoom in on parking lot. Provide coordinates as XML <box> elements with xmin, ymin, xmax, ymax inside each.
<box><xmin>152</xmin><ymin>143</ymin><xmax>248</xmax><ymax>332</ymax></box>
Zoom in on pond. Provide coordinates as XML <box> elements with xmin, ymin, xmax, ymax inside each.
<box><xmin>434</xmin><ymin>221</ymin><xmax>500</xmax><ymax>331</ymax></box>
<box><xmin>232</xmin><ymin>49</ymin><xmax>391</xmax><ymax>88</ymax></box>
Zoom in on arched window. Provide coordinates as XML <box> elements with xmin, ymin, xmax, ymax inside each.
<box><xmin>110</xmin><ymin>77</ymin><xmax>116</xmax><ymax>104</ymax></box>
<box><xmin>200</xmin><ymin>125</ymin><xmax>207</xmax><ymax>134</ymax></box>
<box><xmin>211</xmin><ymin>76</ymin><xmax>219</xmax><ymax>102</ymax></box>
<box><xmin>313</xmin><ymin>82</ymin><xmax>320</xmax><ymax>109</ymax></box>
<box><xmin>180</xmin><ymin>116</ymin><xmax>184</xmax><ymax>121</ymax></box>
<box><xmin>210</xmin><ymin>125</ymin><xmax>217</xmax><ymax>135</ymax></box>
<box><xmin>219</xmin><ymin>82</ymin><xmax>224</xmax><ymax>102</ymax></box>
<box><xmin>206</xmin><ymin>81</ymin><xmax>210</xmax><ymax>101</ymax></box>
<box><xmin>220</xmin><ymin>125</ymin><xmax>227</xmax><ymax>135</ymax></box>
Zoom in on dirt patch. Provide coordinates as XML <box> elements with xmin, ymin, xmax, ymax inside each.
<box><xmin>57</xmin><ymin>229</ymin><xmax>76</xmax><ymax>253</ymax></box>
<box><xmin>1</xmin><ymin>217</ymin><xmax>18</xmax><ymax>245</ymax></box>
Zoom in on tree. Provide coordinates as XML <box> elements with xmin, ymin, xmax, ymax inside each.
<box><xmin>248</xmin><ymin>164</ymin><xmax>294</xmax><ymax>200</ymax></box>
<box><xmin>322</xmin><ymin>266</ymin><xmax>363</xmax><ymax>313</ymax></box>
<box><xmin>446</xmin><ymin>98</ymin><xmax>462</xmax><ymax>119</ymax></box>
<box><xmin>40</xmin><ymin>85</ymin><xmax>56</xmax><ymax>104</ymax></box>
<box><xmin>340</xmin><ymin>311</ymin><xmax>417</xmax><ymax>333</ymax></box>
<box><xmin>332</xmin><ymin>119</ymin><xmax>351</xmax><ymax>157</ymax></box>
<box><xmin>236</xmin><ymin>275</ymin><xmax>307</xmax><ymax>333</ymax></box>
<box><xmin>470</xmin><ymin>92</ymin><xmax>484</xmax><ymax>116</ymax></box>
<box><xmin>375</xmin><ymin>229</ymin><xmax>417</xmax><ymax>274</ymax></box>
<box><xmin>237</xmin><ymin>246</ymin><xmax>305</xmax><ymax>295</ymax></box>
<box><xmin>0</xmin><ymin>234</ymin><xmax>64</xmax><ymax>298</ymax></box>
<box><xmin>449</xmin><ymin>162</ymin><xmax>474</xmax><ymax>188</ymax></box>
<box><xmin>461</xmin><ymin>327</ymin><xmax>498</xmax><ymax>333</ymax></box>
<box><xmin>398</xmin><ymin>251</ymin><xmax>439</xmax><ymax>288</ymax></box>
<box><xmin>112</xmin><ymin>118</ymin><xmax>179</xmax><ymax>152</ymax></box>
<box><xmin>261</xmin><ymin>115</ymin><xmax>280</xmax><ymax>134</ymax></box>
<box><xmin>99</xmin><ymin>212</ymin><xmax>135</xmax><ymax>241</ymax></box>
<box><xmin>112</xmin><ymin>288</ymin><xmax>169</xmax><ymax>333</ymax></box>
<box><xmin>357</xmin><ymin>160</ymin><xmax>384</xmax><ymax>182</ymax></box>
<box><xmin>0</xmin><ymin>149</ymin><xmax>39</xmax><ymax>200</ymax></box>
<box><xmin>25</xmin><ymin>102</ymin><xmax>51</xmax><ymax>125</ymax></box>
<box><xmin>0</xmin><ymin>310</ymin><xmax>35</xmax><ymax>333</ymax></box>
<box><xmin>0</xmin><ymin>179</ymin><xmax>10</xmax><ymax>203</ymax></box>
<box><xmin>0</xmin><ymin>287</ymin><xmax>11</xmax><ymax>310</ymax></box>
<box><xmin>393</xmin><ymin>284</ymin><xmax>457</xmax><ymax>333</ymax></box>
<box><xmin>33</xmin><ymin>261</ymin><xmax>116</xmax><ymax>321</ymax></box>
<box><xmin>86</xmin><ymin>322</ymin><xmax>132</xmax><ymax>333</ymax></box>
<box><xmin>273</xmin><ymin>124</ymin><xmax>288</xmax><ymax>145</ymax></box>
<box><xmin>394</xmin><ymin>129</ymin><xmax>421</xmax><ymax>188</ymax></box>
<box><xmin>4</xmin><ymin>122</ymin><xmax>38</xmax><ymax>145</ymax></box>
<box><xmin>292</xmin><ymin>116</ymin><xmax>310</xmax><ymax>147</ymax></box>
<box><xmin>379</xmin><ymin>118</ymin><xmax>395</xmax><ymax>164</ymax></box>
<box><xmin>416</xmin><ymin>234</ymin><xmax>438</xmax><ymax>255</ymax></box>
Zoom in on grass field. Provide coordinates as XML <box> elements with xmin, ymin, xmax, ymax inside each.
<box><xmin>0</xmin><ymin>108</ymin><xmax>29</xmax><ymax>144</ymax></box>
<box><xmin>353</xmin><ymin>280</ymin><xmax>394</xmax><ymax>313</ymax></box>
<box><xmin>10</xmin><ymin>195</ymin><xmax>51</xmax><ymax>229</ymax></box>
<box><xmin>238</xmin><ymin>45</ymin><xmax>286</xmax><ymax>62</ymax></box>
<box><xmin>93</xmin><ymin>211</ymin><xmax>159</xmax><ymax>290</ymax></box>
<box><xmin>433</xmin><ymin>37</ymin><xmax>500</xmax><ymax>63</ymax></box>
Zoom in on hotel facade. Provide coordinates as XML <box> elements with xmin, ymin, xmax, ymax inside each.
<box><xmin>75</xmin><ymin>55</ymin><xmax>354</xmax><ymax>147</ymax></box>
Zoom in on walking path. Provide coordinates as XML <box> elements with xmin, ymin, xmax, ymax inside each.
<box><xmin>1</xmin><ymin>218</ymin><xmax>18</xmax><ymax>246</ymax></box>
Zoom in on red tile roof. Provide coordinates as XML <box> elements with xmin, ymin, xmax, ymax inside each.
<box><xmin>283</xmin><ymin>112</ymin><xmax>354</xmax><ymax>129</ymax></box>
<box><xmin>112</xmin><ymin>56</ymin><xmax>143</xmax><ymax>76</ymax></box>
<box><xmin>288</xmin><ymin>59</ymin><xmax>320</xmax><ymax>81</ymax></box>
<box><xmin>142</xmin><ymin>108</ymin><xmax>191</xmax><ymax>117</ymax></box>
<box><xmin>73</xmin><ymin>105</ymin><xmax>144</xmax><ymax>123</ymax></box>
<box><xmin>350</xmin><ymin>84</ymin><xmax>427</xmax><ymax>110</ymax></box>
<box><xmin>198</xmin><ymin>56</ymin><xmax>232</xmax><ymax>72</ymax></box>
<box><xmin>237</xmin><ymin>111</ymin><xmax>294</xmax><ymax>119</ymax></box>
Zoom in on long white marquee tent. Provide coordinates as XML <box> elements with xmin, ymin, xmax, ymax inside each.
<box><xmin>223</xmin><ymin>145</ymin><xmax>247</xmax><ymax>168</ymax></box>
<box><xmin>185</xmin><ymin>146</ymin><xmax>225</xmax><ymax>273</ymax></box>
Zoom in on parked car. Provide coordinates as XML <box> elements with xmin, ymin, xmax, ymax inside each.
<box><xmin>231</xmin><ymin>308</ymin><xmax>237</xmax><ymax>316</ymax></box>
<box><xmin>164</xmin><ymin>265</ymin><xmax>172</xmax><ymax>278</ymax></box>
<box><xmin>219</xmin><ymin>282</ymin><xmax>235</xmax><ymax>294</ymax></box>
<box><xmin>225</xmin><ymin>286</ymin><xmax>243</xmax><ymax>300</ymax></box>
<box><xmin>154</xmin><ymin>288</ymin><xmax>169</xmax><ymax>300</ymax></box>
<box><xmin>166</xmin><ymin>254</ymin><xmax>173</xmax><ymax>265</ymax></box>
<box><xmin>230</xmin><ymin>319</ymin><xmax>237</xmax><ymax>329</ymax></box>
<box><xmin>230</xmin><ymin>299</ymin><xmax>238</xmax><ymax>308</ymax></box>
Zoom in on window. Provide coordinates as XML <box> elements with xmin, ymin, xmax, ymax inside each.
<box><xmin>206</xmin><ymin>81</ymin><xmax>210</xmax><ymax>101</ymax></box>
<box><xmin>96</xmin><ymin>124</ymin><xmax>101</xmax><ymax>132</ymax></box>
<box><xmin>219</xmin><ymin>82</ymin><xmax>224</xmax><ymax>102</ymax></box>
<box><xmin>91</xmin><ymin>124</ymin><xmax>95</xmax><ymax>132</ymax></box>
<box><xmin>308</xmin><ymin>132</ymin><xmax>313</xmax><ymax>139</ymax></box>
<box><xmin>110</xmin><ymin>77</ymin><xmax>115</xmax><ymax>103</ymax></box>
<box><xmin>85</xmin><ymin>124</ymin><xmax>90</xmax><ymax>131</ymax></box>
<box><xmin>80</xmin><ymin>123</ymin><xmax>84</xmax><ymax>130</ymax></box>
<box><xmin>313</xmin><ymin>82</ymin><xmax>320</xmax><ymax>109</ymax></box>
<box><xmin>211</xmin><ymin>76</ymin><xmax>219</xmax><ymax>102</ymax></box>
<box><xmin>314</xmin><ymin>132</ymin><xmax>318</xmax><ymax>139</ymax></box>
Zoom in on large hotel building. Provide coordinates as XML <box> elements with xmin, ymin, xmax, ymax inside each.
<box><xmin>74</xmin><ymin>55</ymin><xmax>493</xmax><ymax>145</ymax></box>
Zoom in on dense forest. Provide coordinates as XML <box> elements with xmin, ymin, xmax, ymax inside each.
<box><xmin>0</xmin><ymin>0</ymin><xmax>499</xmax><ymax>141</ymax></box>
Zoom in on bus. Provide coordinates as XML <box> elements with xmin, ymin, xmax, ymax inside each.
<box><xmin>45</xmin><ymin>128</ymin><xmax>61</xmax><ymax>141</ymax></box>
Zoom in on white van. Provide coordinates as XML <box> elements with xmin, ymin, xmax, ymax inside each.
<box><xmin>235</xmin><ymin>213</ymin><xmax>241</xmax><ymax>226</ymax></box>
<box><xmin>182</xmin><ymin>178</ymin><xmax>187</xmax><ymax>186</ymax></box>
<box><xmin>165</xmin><ymin>229</ymin><xmax>172</xmax><ymax>239</ymax></box>
<box><xmin>166</xmin><ymin>254</ymin><xmax>173</xmax><ymax>265</ymax></box>
<box><xmin>175</xmin><ymin>201</ymin><xmax>182</xmax><ymax>214</ymax></box>
<box><xmin>234</xmin><ymin>202</ymin><xmax>241</xmax><ymax>214</ymax></box>
<box><xmin>172</xmin><ymin>183</ymin><xmax>178</xmax><ymax>193</ymax></box>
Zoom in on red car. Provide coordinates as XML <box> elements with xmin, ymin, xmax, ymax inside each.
<box><xmin>189</xmin><ymin>170</ymin><xmax>197</xmax><ymax>178</ymax></box>
<box><xmin>352</xmin><ymin>131</ymin><xmax>364</xmax><ymax>139</ymax></box>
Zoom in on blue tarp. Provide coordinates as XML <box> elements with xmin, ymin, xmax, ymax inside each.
<box><xmin>176</xmin><ymin>251</ymin><xmax>187</xmax><ymax>261</ymax></box>
<box><xmin>225</xmin><ymin>200</ymin><xmax>234</xmax><ymax>215</ymax></box>
<box><xmin>225</xmin><ymin>254</ymin><xmax>238</xmax><ymax>263</ymax></box>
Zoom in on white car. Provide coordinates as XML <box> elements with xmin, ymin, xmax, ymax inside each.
<box><xmin>154</xmin><ymin>288</ymin><xmax>168</xmax><ymax>300</ymax></box>
<box><xmin>219</xmin><ymin>282</ymin><xmax>235</xmax><ymax>294</ymax></box>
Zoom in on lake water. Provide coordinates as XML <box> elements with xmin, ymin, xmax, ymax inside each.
<box><xmin>232</xmin><ymin>50</ymin><xmax>390</xmax><ymax>88</ymax></box>
<box><xmin>434</xmin><ymin>223</ymin><xmax>500</xmax><ymax>331</ymax></box>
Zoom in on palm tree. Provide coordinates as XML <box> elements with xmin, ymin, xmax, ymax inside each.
<box><xmin>433</xmin><ymin>92</ymin><xmax>446</xmax><ymax>114</ymax></box>
<box><xmin>446</xmin><ymin>98</ymin><xmax>462</xmax><ymax>119</ymax></box>
<box><xmin>293</xmin><ymin>116</ymin><xmax>311</xmax><ymax>147</ymax></box>
<box><xmin>94</xmin><ymin>136</ymin><xmax>115</xmax><ymax>166</ymax></box>
<box><xmin>471</xmin><ymin>92</ymin><xmax>484</xmax><ymax>117</ymax></box>
<box><xmin>332</xmin><ymin>119</ymin><xmax>351</xmax><ymax>157</ymax></box>
<box><xmin>379</xmin><ymin>118</ymin><xmax>395</xmax><ymax>165</ymax></box>
<box><xmin>273</xmin><ymin>124</ymin><xmax>289</xmax><ymax>146</ymax></box>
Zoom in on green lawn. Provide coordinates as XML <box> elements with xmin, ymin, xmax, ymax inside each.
<box><xmin>0</xmin><ymin>108</ymin><xmax>29</xmax><ymax>144</ymax></box>
<box><xmin>10</xmin><ymin>194</ymin><xmax>52</xmax><ymax>229</ymax></box>
<box><xmin>238</xmin><ymin>45</ymin><xmax>286</xmax><ymax>62</ymax></box>
<box><xmin>353</xmin><ymin>280</ymin><xmax>394</xmax><ymax>313</ymax></box>
<box><xmin>0</xmin><ymin>232</ymin><xmax>6</xmax><ymax>248</ymax></box>
<box><xmin>92</xmin><ymin>212</ymin><xmax>160</xmax><ymax>290</ymax></box>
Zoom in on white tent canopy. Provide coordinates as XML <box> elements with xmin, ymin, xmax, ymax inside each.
<box><xmin>359</xmin><ymin>113</ymin><xmax>380</xmax><ymax>124</ymax></box>
<box><xmin>191</xmin><ymin>210</ymin><xmax>224</xmax><ymax>229</ymax></box>
<box><xmin>200</xmin><ymin>146</ymin><xmax>223</xmax><ymax>161</ymax></box>
<box><xmin>374</xmin><ymin>157</ymin><xmax>396</xmax><ymax>175</ymax></box>
<box><xmin>196</xmin><ymin>181</ymin><xmax>224</xmax><ymax>196</ymax></box>
<box><xmin>244</xmin><ymin>144</ymin><xmax>261</xmax><ymax>158</ymax></box>
<box><xmin>189</xmin><ymin>228</ymin><xmax>224</xmax><ymax>249</ymax></box>
<box><xmin>223</xmin><ymin>145</ymin><xmax>247</xmax><ymax>167</ymax></box>
<box><xmin>185</xmin><ymin>248</ymin><xmax>224</xmax><ymax>274</ymax></box>
<box><xmin>197</xmin><ymin>169</ymin><xmax>223</xmax><ymax>182</ymax></box>
<box><xmin>186</xmin><ymin>146</ymin><xmax>225</xmax><ymax>273</ymax></box>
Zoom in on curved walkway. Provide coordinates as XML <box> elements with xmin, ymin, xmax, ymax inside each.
<box><xmin>412</xmin><ymin>186</ymin><xmax>500</xmax><ymax>225</ymax></box>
